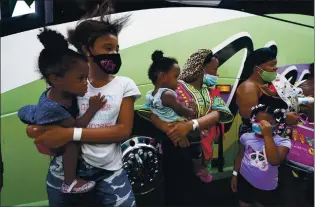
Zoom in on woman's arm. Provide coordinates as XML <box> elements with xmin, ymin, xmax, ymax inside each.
<box><xmin>285</xmin><ymin>112</ymin><xmax>300</xmax><ymax>126</ymax></box>
<box><xmin>236</xmin><ymin>82</ymin><xmax>260</xmax><ymax>119</ymax></box>
<box><xmin>33</xmin><ymin>97</ymin><xmax>135</xmax><ymax>148</ymax></box>
<box><xmin>166</xmin><ymin>110</ymin><xmax>220</xmax><ymax>141</ymax></box>
<box><xmin>260</xmin><ymin>120</ymin><xmax>290</xmax><ymax>165</ymax></box>
<box><xmin>150</xmin><ymin>113</ymin><xmax>176</xmax><ymax>133</ymax></box>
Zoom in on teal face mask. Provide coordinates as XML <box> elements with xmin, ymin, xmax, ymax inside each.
<box><xmin>203</xmin><ymin>74</ymin><xmax>218</xmax><ymax>87</ymax></box>
<box><xmin>252</xmin><ymin>122</ymin><xmax>263</xmax><ymax>135</ymax></box>
<box><xmin>252</xmin><ymin>122</ymin><xmax>278</xmax><ymax>135</ymax></box>
<box><xmin>256</xmin><ymin>66</ymin><xmax>277</xmax><ymax>82</ymax></box>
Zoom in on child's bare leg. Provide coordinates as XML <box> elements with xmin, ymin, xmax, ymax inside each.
<box><xmin>63</xmin><ymin>142</ymin><xmax>80</xmax><ymax>185</ymax></box>
<box><xmin>62</xmin><ymin>142</ymin><xmax>95</xmax><ymax>193</ymax></box>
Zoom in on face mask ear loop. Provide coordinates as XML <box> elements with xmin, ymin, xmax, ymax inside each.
<box><xmin>256</xmin><ymin>65</ymin><xmax>264</xmax><ymax>76</ymax></box>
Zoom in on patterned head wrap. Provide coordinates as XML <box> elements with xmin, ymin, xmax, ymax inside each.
<box><xmin>179</xmin><ymin>49</ymin><xmax>212</xmax><ymax>82</ymax></box>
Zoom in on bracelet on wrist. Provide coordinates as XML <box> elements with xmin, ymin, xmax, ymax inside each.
<box><xmin>192</xmin><ymin>119</ymin><xmax>199</xmax><ymax>131</ymax></box>
<box><xmin>73</xmin><ymin>128</ymin><xmax>82</xmax><ymax>141</ymax></box>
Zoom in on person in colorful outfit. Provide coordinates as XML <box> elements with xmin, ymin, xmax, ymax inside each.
<box><xmin>231</xmin><ymin>104</ymin><xmax>291</xmax><ymax>207</ymax></box>
<box><xmin>145</xmin><ymin>50</ymin><xmax>215</xmax><ymax>182</ymax></box>
<box><xmin>24</xmin><ymin>14</ymin><xmax>141</xmax><ymax>207</ymax></box>
<box><xmin>142</xmin><ymin>49</ymin><xmax>234</xmax><ymax>205</ymax></box>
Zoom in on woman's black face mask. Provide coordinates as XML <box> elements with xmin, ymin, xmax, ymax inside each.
<box><xmin>92</xmin><ymin>53</ymin><xmax>122</xmax><ymax>74</ymax></box>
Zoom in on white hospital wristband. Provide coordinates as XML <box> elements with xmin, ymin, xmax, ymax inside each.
<box><xmin>73</xmin><ymin>128</ymin><xmax>83</xmax><ymax>141</ymax></box>
<box><xmin>192</xmin><ymin>119</ymin><xmax>199</xmax><ymax>131</ymax></box>
<box><xmin>232</xmin><ymin>171</ymin><xmax>238</xmax><ymax>176</ymax></box>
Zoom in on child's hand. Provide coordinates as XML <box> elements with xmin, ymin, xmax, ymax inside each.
<box><xmin>231</xmin><ymin>175</ymin><xmax>237</xmax><ymax>192</ymax></box>
<box><xmin>286</xmin><ymin>112</ymin><xmax>300</xmax><ymax>126</ymax></box>
<box><xmin>260</xmin><ymin>120</ymin><xmax>273</xmax><ymax>138</ymax></box>
<box><xmin>26</xmin><ymin>125</ymin><xmax>45</xmax><ymax>138</ymax></box>
<box><xmin>89</xmin><ymin>93</ymin><xmax>107</xmax><ymax>112</ymax></box>
<box><xmin>262</xmin><ymin>84</ymin><xmax>278</xmax><ymax>97</ymax></box>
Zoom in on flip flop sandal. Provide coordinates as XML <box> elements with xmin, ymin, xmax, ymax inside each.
<box><xmin>61</xmin><ymin>179</ymin><xmax>96</xmax><ymax>194</ymax></box>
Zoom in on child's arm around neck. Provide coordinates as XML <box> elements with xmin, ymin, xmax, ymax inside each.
<box><xmin>61</xmin><ymin>94</ymin><xmax>106</xmax><ymax>128</ymax></box>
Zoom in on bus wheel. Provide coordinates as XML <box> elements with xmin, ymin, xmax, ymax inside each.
<box><xmin>121</xmin><ymin>136</ymin><xmax>163</xmax><ymax>195</ymax></box>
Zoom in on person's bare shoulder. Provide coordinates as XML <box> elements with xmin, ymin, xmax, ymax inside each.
<box><xmin>237</xmin><ymin>81</ymin><xmax>259</xmax><ymax>97</ymax></box>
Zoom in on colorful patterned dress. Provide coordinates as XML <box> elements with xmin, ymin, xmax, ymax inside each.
<box><xmin>176</xmin><ymin>80</ymin><xmax>234</xmax><ymax>168</ymax></box>
<box><xmin>139</xmin><ymin>80</ymin><xmax>234</xmax><ymax>172</ymax></box>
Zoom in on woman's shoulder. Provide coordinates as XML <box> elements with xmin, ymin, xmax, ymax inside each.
<box><xmin>116</xmin><ymin>76</ymin><xmax>141</xmax><ymax>99</ymax></box>
<box><xmin>238</xmin><ymin>81</ymin><xmax>257</xmax><ymax>91</ymax></box>
<box><xmin>237</xmin><ymin>81</ymin><xmax>260</xmax><ymax>97</ymax></box>
<box><xmin>115</xmin><ymin>76</ymin><xmax>136</xmax><ymax>84</ymax></box>
<box><xmin>112</xmin><ymin>76</ymin><xmax>138</xmax><ymax>89</ymax></box>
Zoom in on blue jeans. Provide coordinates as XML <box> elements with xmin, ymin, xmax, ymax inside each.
<box><xmin>46</xmin><ymin>157</ymin><xmax>136</xmax><ymax>207</ymax></box>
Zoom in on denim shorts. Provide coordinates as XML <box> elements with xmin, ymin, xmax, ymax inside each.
<box><xmin>46</xmin><ymin>156</ymin><xmax>136</xmax><ymax>207</ymax></box>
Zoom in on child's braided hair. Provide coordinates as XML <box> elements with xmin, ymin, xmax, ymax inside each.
<box><xmin>250</xmin><ymin>104</ymin><xmax>287</xmax><ymax>135</ymax></box>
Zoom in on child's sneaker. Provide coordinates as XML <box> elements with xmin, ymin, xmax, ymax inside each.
<box><xmin>196</xmin><ymin>169</ymin><xmax>213</xmax><ymax>183</ymax></box>
<box><xmin>61</xmin><ymin>179</ymin><xmax>96</xmax><ymax>194</ymax></box>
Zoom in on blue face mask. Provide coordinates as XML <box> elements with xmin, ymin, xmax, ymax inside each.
<box><xmin>203</xmin><ymin>74</ymin><xmax>218</xmax><ymax>87</ymax></box>
<box><xmin>252</xmin><ymin>123</ymin><xmax>262</xmax><ymax>135</ymax></box>
<box><xmin>252</xmin><ymin>122</ymin><xmax>278</xmax><ymax>135</ymax></box>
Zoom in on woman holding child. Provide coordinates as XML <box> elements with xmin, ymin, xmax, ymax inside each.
<box><xmin>21</xmin><ymin>15</ymin><xmax>141</xmax><ymax>207</ymax></box>
<box><xmin>144</xmin><ymin>49</ymin><xmax>234</xmax><ymax>205</ymax></box>
<box><xmin>28</xmin><ymin>48</ymin><xmax>233</xmax><ymax>206</ymax></box>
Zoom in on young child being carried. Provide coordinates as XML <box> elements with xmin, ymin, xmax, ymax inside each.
<box><xmin>18</xmin><ymin>28</ymin><xmax>106</xmax><ymax>193</ymax></box>
<box><xmin>231</xmin><ymin>103</ymin><xmax>291</xmax><ymax>207</ymax></box>
<box><xmin>146</xmin><ymin>50</ymin><xmax>212</xmax><ymax>182</ymax></box>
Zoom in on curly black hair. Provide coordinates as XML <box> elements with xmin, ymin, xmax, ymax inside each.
<box><xmin>250</xmin><ymin>104</ymin><xmax>287</xmax><ymax>135</ymax></box>
<box><xmin>37</xmin><ymin>28</ymin><xmax>87</xmax><ymax>85</ymax></box>
<box><xmin>148</xmin><ymin>50</ymin><xmax>178</xmax><ymax>84</ymax></box>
